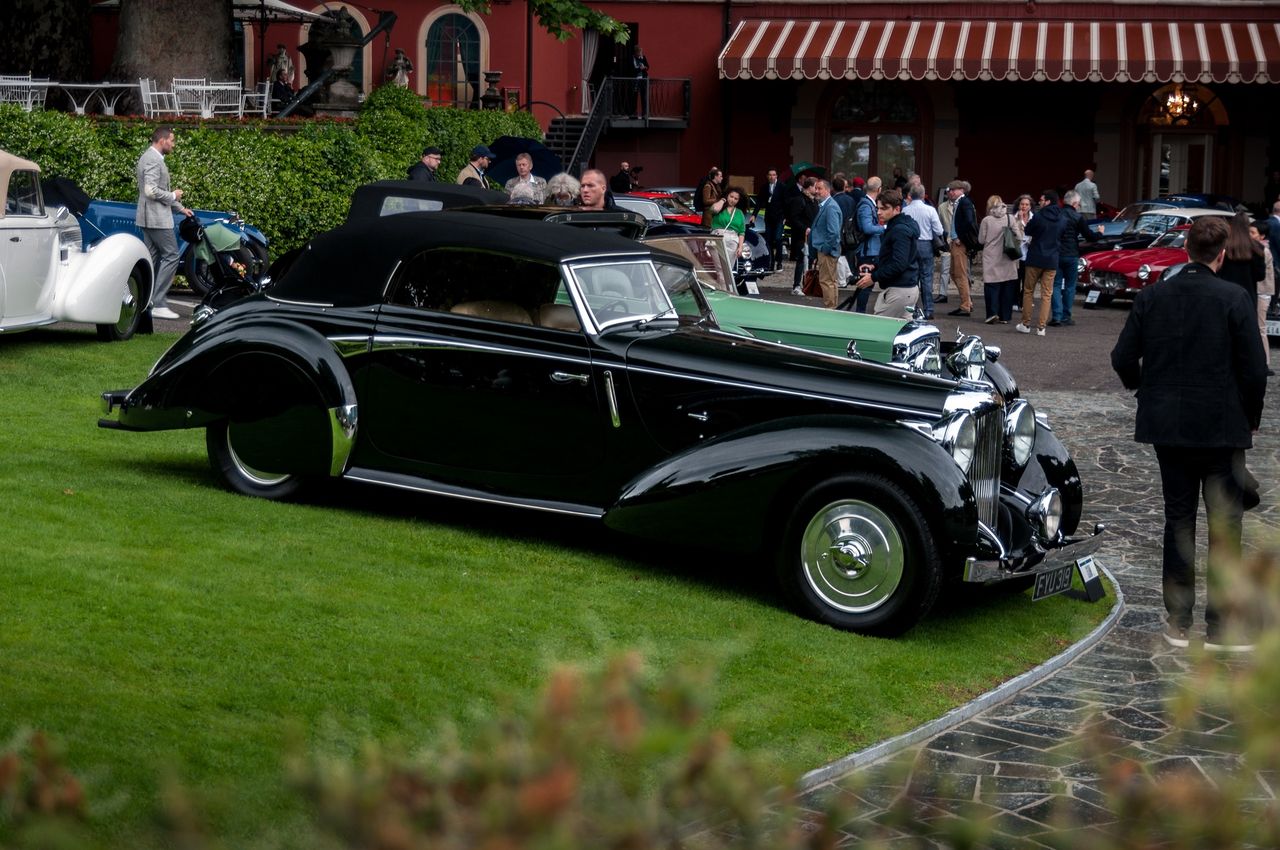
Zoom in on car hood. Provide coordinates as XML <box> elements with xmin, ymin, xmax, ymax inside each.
<box><xmin>702</xmin><ymin>289</ymin><xmax>907</xmax><ymax>362</ymax></box>
<box><xmin>1088</xmin><ymin>246</ymin><xmax>1187</xmax><ymax>272</ymax></box>
<box><xmin>617</xmin><ymin>324</ymin><xmax>954</xmax><ymax>425</ymax></box>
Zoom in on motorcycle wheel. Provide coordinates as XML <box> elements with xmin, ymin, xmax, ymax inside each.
<box><xmin>183</xmin><ymin>247</ymin><xmax>217</xmax><ymax>297</ymax></box>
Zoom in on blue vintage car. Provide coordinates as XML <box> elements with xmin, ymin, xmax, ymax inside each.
<box><xmin>77</xmin><ymin>197</ymin><xmax>269</xmax><ymax>296</ymax></box>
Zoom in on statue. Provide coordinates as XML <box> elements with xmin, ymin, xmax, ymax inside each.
<box><xmin>387</xmin><ymin>48</ymin><xmax>413</xmax><ymax>87</ymax></box>
<box><xmin>268</xmin><ymin>44</ymin><xmax>295</xmax><ymax>87</ymax></box>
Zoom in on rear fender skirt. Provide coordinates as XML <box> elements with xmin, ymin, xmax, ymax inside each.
<box><xmin>603</xmin><ymin>416</ymin><xmax>976</xmax><ymax>555</ymax></box>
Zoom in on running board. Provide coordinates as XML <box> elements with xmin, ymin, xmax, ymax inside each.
<box><xmin>343</xmin><ymin>467</ymin><xmax>605</xmax><ymax>518</ymax></box>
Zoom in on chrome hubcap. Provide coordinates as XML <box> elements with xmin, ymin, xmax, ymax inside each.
<box><xmin>226</xmin><ymin>424</ymin><xmax>292</xmax><ymax>487</ymax></box>
<box><xmin>800</xmin><ymin>499</ymin><xmax>905</xmax><ymax>614</ymax></box>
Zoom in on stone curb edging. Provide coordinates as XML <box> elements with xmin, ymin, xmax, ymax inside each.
<box><xmin>796</xmin><ymin>563</ymin><xmax>1126</xmax><ymax>791</ymax></box>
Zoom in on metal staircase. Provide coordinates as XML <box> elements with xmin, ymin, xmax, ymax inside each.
<box><xmin>550</xmin><ymin>78</ymin><xmax>613</xmax><ymax>178</ymax></box>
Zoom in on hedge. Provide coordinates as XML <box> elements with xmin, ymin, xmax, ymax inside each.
<box><xmin>0</xmin><ymin>85</ymin><xmax>543</xmax><ymax>253</ymax></box>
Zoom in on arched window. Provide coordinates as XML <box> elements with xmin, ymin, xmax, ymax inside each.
<box><xmin>426</xmin><ymin>13</ymin><xmax>480</xmax><ymax>108</ymax></box>
<box><xmin>1136</xmin><ymin>83</ymin><xmax>1228</xmax><ymax>197</ymax></box>
<box><xmin>826</xmin><ymin>81</ymin><xmax>922</xmax><ymax>183</ymax></box>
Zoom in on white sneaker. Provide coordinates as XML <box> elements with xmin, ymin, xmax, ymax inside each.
<box><xmin>1015</xmin><ymin>322</ymin><xmax>1031</xmax><ymax>334</ymax></box>
<box><xmin>791</xmin><ymin>286</ymin><xmax>804</xmax><ymax>296</ymax></box>
<box><xmin>1035</xmin><ymin>327</ymin><xmax>1046</xmax><ymax>336</ymax></box>
<box><xmin>151</xmin><ymin>306</ymin><xmax>181</xmax><ymax>320</ymax></box>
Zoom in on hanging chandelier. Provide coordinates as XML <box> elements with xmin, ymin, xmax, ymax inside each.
<box><xmin>1164</xmin><ymin>84</ymin><xmax>1200</xmax><ymax>122</ymax></box>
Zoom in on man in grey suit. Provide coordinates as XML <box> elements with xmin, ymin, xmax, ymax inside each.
<box><xmin>136</xmin><ymin>126</ymin><xmax>192</xmax><ymax>320</ymax></box>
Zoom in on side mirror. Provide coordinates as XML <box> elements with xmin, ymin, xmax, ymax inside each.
<box><xmin>53</xmin><ymin>205</ymin><xmax>70</xmax><ymax>223</ymax></box>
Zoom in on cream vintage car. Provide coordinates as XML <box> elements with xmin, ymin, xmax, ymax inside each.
<box><xmin>0</xmin><ymin>149</ymin><xmax>152</xmax><ymax>341</ymax></box>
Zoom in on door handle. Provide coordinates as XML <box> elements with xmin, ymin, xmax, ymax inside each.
<box><xmin>550</xmin><ymin>371</ymin><xmax>590</xmax><ymax>386</ymax></box>
<box><xmin>8</xmin><ymin>237</ymin><xmax>19</xmax><ymax>242</ymax></box>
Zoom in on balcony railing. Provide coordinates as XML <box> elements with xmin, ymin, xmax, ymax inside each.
<box><xmin>596</xmin><ymin>77</ymin><xmax>690</xmax><ymax>122</ymax></box>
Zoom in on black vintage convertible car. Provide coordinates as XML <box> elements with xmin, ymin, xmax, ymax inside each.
<box><xmin>100</xmin><ymin>212</ymin><xmax>1102</xmax><ymax>636</ymax></box>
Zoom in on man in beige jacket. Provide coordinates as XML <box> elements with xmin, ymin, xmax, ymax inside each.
<box><xmin>135</xmin><ymin>126</ymin><xmax>192</xmax><ymax>320</ymax></box>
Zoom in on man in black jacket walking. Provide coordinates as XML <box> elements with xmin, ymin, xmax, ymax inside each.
<box><xmin>1050</xmin><ymin>189</ymin><xmax>1102</xmax><ymax>326</ymax></box>
<box><xmin>1111</xmin><ymin>216</ymin><xmax>1268</xmax><ymax>652</ymax></box>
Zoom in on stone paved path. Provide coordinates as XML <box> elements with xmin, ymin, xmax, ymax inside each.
<box><xmin>796</xmin><ymin>388</ymin><xmax>1280</xmax><ymax>847</ymax></box>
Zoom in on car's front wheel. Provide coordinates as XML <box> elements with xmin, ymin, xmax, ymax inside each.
<box><xmin>777</xmin><ymin>474</ymin><xmax>942</xmax><ymax>636</ymax></box>
<box><xmin>95</xmin><ymin>265</ymin><xmax>145</xmax><ymax>341</ymax></box>
<box><xmin>206</xmin><ymin>421</ymin><xmax>304</xmax><ymax>500</ymax></box>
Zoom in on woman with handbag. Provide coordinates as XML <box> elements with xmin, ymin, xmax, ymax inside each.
<box><xmin>710</xmin><ymin>186</ymin><xmax>748</xmax><ymax>260</ymax></box>
<box><xmin>978</xmin><ymin>195</ymin><xmax>1020</xmax><ymax>324</ymax></box>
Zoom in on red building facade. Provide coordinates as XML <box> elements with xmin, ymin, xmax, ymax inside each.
<box><xmin>89</xmin><ymin>1</ymin><xmax>1280</xmax><ymax>207</ymax></box>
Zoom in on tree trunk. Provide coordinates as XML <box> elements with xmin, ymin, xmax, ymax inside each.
<box><xmin>0</xmin><ymin>0</ymin><xmax>91</xmax><ymax>80</ymax></box>
<box><xmin>110</xmin><ymin>0</ymin><xmax>235</xmax><ymax>84</ymax></box>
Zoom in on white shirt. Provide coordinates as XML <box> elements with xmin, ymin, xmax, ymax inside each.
<box><xmin>902</xmin><ymin>198</ymin><xmax>943</xmax><ymax>240</ymax></box>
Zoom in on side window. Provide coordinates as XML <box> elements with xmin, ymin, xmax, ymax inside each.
<box><xmin>388</xmin><ymin>248</ymin><xmax>579</xmax><ymax>331</ymax></box>
<box><xmin>5</xmin><ymin>170</ymin><xmax>42</xmax><ymax>216</ymax></box>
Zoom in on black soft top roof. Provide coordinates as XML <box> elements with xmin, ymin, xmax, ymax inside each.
<box><xmin>270</xmin><ymin>211</ymin><xmax>677</xmax><ymax>306</ymax></box>
<box><xmin>346</xmin><ymin>180</ymin><xmax>508</xmax><ymax>220</ymax></box>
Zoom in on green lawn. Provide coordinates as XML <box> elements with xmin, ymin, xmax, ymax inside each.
<box><xmin>0</xmin><ymin>329</ymin><xmax>1110</xmax><ymax>844</ymax></box>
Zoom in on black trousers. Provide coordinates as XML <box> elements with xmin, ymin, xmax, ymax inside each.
<box><xmin>1154</xmin><ymin>445</ymin><xmax>1246</xmax><ymax>633</ymax></box>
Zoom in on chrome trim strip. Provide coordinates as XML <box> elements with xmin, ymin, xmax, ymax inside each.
<box><xmin>624</xmin><ymin>365</ymin><xmax>941</xmax><ymax>419</ymax></box>
<box><xmin>603</xmin><ymin>369</ymin><xmax>621</xmax><ymax>427</ymax></box>
<box><xmin>342</xmin><ymin>469</ymin><xmax>604</xmax><ymax>518</ymax></box>
<box><xmin>365</xmin><ymin>334</ymin><xmax>595</xmax><ymax>368</ymax></box>
<box><xmin>267</xmin><ymin>295</ymin><xmax>336</xmax><ymax>307</ymax></box>
<box><xmin>328</xmin><ymin>404</ymin><xmax>358</xmax><ymax>476</ymax></box>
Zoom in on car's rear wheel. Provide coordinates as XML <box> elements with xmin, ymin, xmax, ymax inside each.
<box><xmin>206</xmin><ymin>420</ymin><xmax>304</xmax><ymax>500</ymax></box>
<box><xmin>777</xmin><ymin>473</ymin><xmax>942</xmax><ymax>636</ymax></box>
<box><xmin>95</xmin><ymin>265</ymin><xmax>145</xmax><ymax>341</ymax></box>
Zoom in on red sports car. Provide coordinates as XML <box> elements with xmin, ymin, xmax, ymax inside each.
<box><xmin>1080</xmin><ymin>225</ymin><xmax>1189</xmax><ymax>308</ymax></box>
<box><xmin>629</xmin><ymin>190</ymin><xmax>703</xmax><ymax>225</ymax></box>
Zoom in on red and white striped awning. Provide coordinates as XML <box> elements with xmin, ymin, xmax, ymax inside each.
<box><xmin>717</xmin><ymin>20</ymin><xmax>1280</xmax><ymax>83</ymax></box>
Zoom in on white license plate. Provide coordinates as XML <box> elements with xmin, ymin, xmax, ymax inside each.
<box><xmin>1085</xmin><ymin>290</ymin><xmax>1101</xmax><ymax>304</ymax></box>
<box><xmin>1032</xmin><ymin>564</ymin><xmax>1075</xmax><ymax>601</ymax></box>
<box><xmin>1267</xmin><ymin>320</ymin><xmax>1280</xmax><ymax>338</ymax></box>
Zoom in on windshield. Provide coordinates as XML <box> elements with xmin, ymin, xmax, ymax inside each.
<box><xmin>1151</xmin><ymin>229</ymin><xmax>1188</xmax><ymax>248</ymax></box>
<box><xmin>1126</xmin><ymin>212</ymin><xmax>1184</xmax><ymax>237</ymax></box>
<box><xmin>569</xmin><ymin>260</ymin><xmax>675</xmax><ymax>329</ymax></box>
<box><xmin>1115</xmin><ymin>202</ymin><xmax>1171</xmax><ymax>223</ymax></box>
<box><xmin>649</xmin><ymin>195</ymin><xmax>695</xmax><ymax>216</ymax></box>
<box><xmin>654</xmin><ymin>260</ymin><xmax>714</xmax><ymax>324</ymax></box>
<box><xmin>643</xmin><ymin>235</ymin><xmax>735</xmax><ymax>293</ymax></box>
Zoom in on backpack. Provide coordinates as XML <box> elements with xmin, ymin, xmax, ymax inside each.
<box><xmin>842</xmin><ymin>196</ymin><xmax>870</xmax><ymax>254</ymax></box>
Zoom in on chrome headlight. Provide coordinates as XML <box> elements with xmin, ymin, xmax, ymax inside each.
<box><xmin>1027</xmin><ymin>488</ymin><xmax>1063</xmax><ymax>541</ymax></box>
<box><xmin>891</xmin><ymin>326</ymin><xmax>942</xmax><ymax>375</ymax></box>
<box><xmin>58</xmin><ymin>226</ymin><xmax>82</xmax><ymax>261</ymax></box>
<box><xmin>1076</xmin><ymin>257</ymin><xmax>1087</xmax><ymax>275</ymax></box>
<box><xmin>1003</xmin><ymin>399</ymin><xmax>1036</xmax><ymax>470</ymax></box>
<box><xmin>946</xmin><ymin>335</ymin><xmax>986</xmax><ymax>382</ymax></box>
<box><xmin>1137</xmin><ymin>263</ymin><xmax>1151</xmax><ymax>281</ymax></box>
<box><xmin>934</xmin><ymin>411</ymin><xmax>977</xmax><ymax>473</ymax></box>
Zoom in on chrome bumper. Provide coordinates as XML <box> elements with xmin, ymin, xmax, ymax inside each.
<box><xmin>963</xmin><ymin>522</ymin><xmax>1106</xmax><ymax>584</ymax></box>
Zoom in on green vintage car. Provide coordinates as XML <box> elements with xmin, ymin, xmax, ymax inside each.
<box><xmin>642</xmin><ymin>224</ymin><xmax>980</xmax><ymax>381</ymax></box>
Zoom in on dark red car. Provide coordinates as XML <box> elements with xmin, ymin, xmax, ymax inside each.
<box><xmin>629</xmin><ymin>190</ymin><xmax>703</xmax><ymax>225</ymax></box>
<box><xmin>1080</xmin><ymin>225</ymin><xmax>1189</xmax><ymax>308</ymax></box>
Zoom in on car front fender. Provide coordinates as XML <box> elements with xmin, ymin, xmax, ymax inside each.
<box><xmin>52</xmin><ymin>233</ymin><xmax>152</xmax><ymax>324</ymax></box>
<box><xmin>603</xmin><ymin>415</ymin><xmax>976</xmax><ymax>556</ymax></box>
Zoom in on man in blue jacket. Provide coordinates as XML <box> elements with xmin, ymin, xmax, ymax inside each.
<box><xmin>808</xmin><ymin>179</ymin><xmax>844</xmax><ymax>308</ymax></box>
<box><xmin>850</xmin><ymin>176</ymin><xmax>886</xmax><ymax>312</ymax></box>
<box><xmin>1018</xmin><ymin>191</ymin><xmax>1066</xmax><ymax>335</ymax></box>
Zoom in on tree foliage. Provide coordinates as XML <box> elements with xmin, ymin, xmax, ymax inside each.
<box><xmin>457</xmin><ymin>0</ymin><xmax>629</xmax><ymax>42</ymax></box>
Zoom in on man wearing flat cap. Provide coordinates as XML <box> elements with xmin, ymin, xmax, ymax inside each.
<box><xmin>456</xmin><ymin>144</ymin><xmax>494</xmax><ymax>185</ymax></box>
<box><xmin>408</xmin><ymin>146</ymin><xmax>442</xmax><ymax>182</ymax></box>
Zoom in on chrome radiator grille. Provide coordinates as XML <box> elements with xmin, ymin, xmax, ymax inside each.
<box><xmin>971</xmin><ymin>406</ymin><xmax>1003</xmax><ymax>529</ymax></box>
